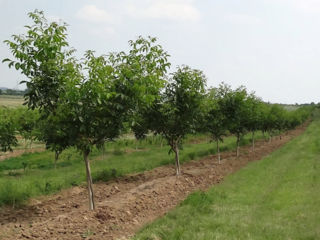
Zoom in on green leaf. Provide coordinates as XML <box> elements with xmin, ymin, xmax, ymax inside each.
<box><xmin>15</xmin><ymin>63</ymin><xmax>20</xmax><ymax>70</ymax></box>
<box><xmin>2</xmin><ymin>58</ymin><xmax>11</xmax><ymax>63</ymax></box>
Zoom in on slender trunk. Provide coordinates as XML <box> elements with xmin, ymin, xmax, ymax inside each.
<box><xmin>102</xmin><ymin>144</ymin><xmax>105</xmax><ymax>161</ymax></box>
<box><xmin>84</xmin><ymin>150</ymin><xmax>95</xmax><ymax>210</ymax></box>
<box><xmin>217</xmin><ymin>140</ymin><xmax>221</xmax><ymax>164</ymax></box>
<box><xmin>252</xmin><ymin>131</ymin><xmax>255</xmax><ymax>152</ymax></box>
<box><xmin>54</xmin><ymin>151</ymin><xmax>60</xmax><ymax>169</ymax></box>
<box><xmin>174</xmin><ymin>144</ymin><xmax>181</xmax><ymax>176</ymax></box>
<box><xmin>236</xmin><ymin>134</ymin><xmax>240</xmax><ymax>158</ymax></box>
<box><xmin>269</xmin><ymin>133</ymin><xmax>272</xmax><ymax>143</ymax></box>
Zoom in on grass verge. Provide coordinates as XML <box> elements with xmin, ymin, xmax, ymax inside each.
<box><xmin>133</xmin><ymin>121</ymin><xmax>320</xmax><ymax>240</ymax></box>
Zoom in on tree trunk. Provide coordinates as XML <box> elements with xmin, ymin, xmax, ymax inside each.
<box><xmin>84</xmin><ymin>150</ymin><xmax>95</xmax><ymax>210</ymax></box>
<box><xmin>174</xmin><ymin>145</ymin><xmax>181</xmax><ymax>176</ymax></box>
<box><xmin>216</xmin><ymin>140</ymin><xmax>221</xmax><ymax>164</ymax></box>
<box><xmin>54</xmin><ymin>151</ymin><xmax>60</xmax><ymax>169</ymax></box>
<box><xmin>252</xmin><ymin>131</ymin><xmax>255</xmax><ymax>152</ymax></box>
<box><xmin>236</xmin><ymin>134</ymin><xmax>240</xmax><ymax>158</ymax></box>
<box><xmin>102</xmin><ymin>143</ymin><xmax>105</xmax><ymax>161</ymax></box>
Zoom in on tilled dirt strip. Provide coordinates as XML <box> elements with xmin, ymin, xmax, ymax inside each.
<box><xmin>0</xmin><ymin>123</ymin><xmax>308</xmax><ymax>240</ymax></box>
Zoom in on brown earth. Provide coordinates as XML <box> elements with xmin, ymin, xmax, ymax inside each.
<box><xmin>0</xmin><ymin>123</ymin><xmax>308</xmax><ymax>240</ymax></box>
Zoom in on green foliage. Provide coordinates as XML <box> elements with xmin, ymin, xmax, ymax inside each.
<box><xmin>4</xmin><ymin>11</ymin><xmax>175</xmax><ymax>210</ymax></box>
<box><xmin>244</xmin><ymin>94</ymin><xmax>263</xmax><ymax>132</ymax></box>
<box><xmin>217</xmin><ymin>83</ymin><xmax>250</xmax><ymax>138</ymax></box>
<box><xmin>15</xmin><ymin>108</ymin><xmax>40</xmax><ymax>145</ymax></box>
<box><xmin>203</xmin><ymin>87</ymin><xmax>228</xmax><ymax>142</ymax></box>
<box><xmin>0</xmin><ymin>180</ymin><xmax>31</xmax><ymax>207</ymax></box>
<box><xmin>92</xmin><ymin>168</ymin><xmax>118</xmax><ymax>182</ymax></box>
<box><xmin>3</xmin><ymin>9</ymin><xmax>80</xmax><ymax>167</ymax></box>
<box><xmin>146</xmin><ymin>66</ymin><xmax>207</xmax><ymax>174</ymax></box>
<box><xmin>150</xmin><ymin>66</ymin><xmax>206</xmax><ymax>141</ymax></box>
<box><xmin>0</xmin><ymin>108</ymin><xmax>18</xmax><ymax>152</ymax></box>
<box><xmin>110</xmin><ymin>36</ymin><xmax>170</xmax><ymax>109</ymax></box>
<box><xmin>3</xmin><ymin>10</ymin><xmax>76</xmax><ymax>112</ymax></box>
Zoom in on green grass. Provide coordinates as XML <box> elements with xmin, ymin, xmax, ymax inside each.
<box><xmin>0</xmin><ymin>139</ymin><xmax>44</xmax><ymax>159</ymax></box>
<box><xmin>133</xmin><ymin>120</ymin><xmax>320</xmax><ymax>240</ymax></box>
<box><xmin>0</xmin><ymin>95</ymin><xmax>24</xmax><ymax>108</ymax></box>
<box><xmin>0</xmin><ymin>132</ymin><xmax>265</xmax><ymax>207</ymax></box>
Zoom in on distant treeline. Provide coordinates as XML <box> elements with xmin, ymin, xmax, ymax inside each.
<box><xmin>0</xmin><ymin>88</ymin><xmax>28</xmax><ymax>96</ymax></box>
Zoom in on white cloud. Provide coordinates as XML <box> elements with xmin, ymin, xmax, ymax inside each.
<box><xmin>292</xmin><ymin>0</ymin><xmax>320</xmax><ymax>13</ymax></box>
<box><xmin>76</xmin><ymin>4</ymin><xmax>115</xmax><ymax>23</ymax></box>
<box><xmin>269</xmin><ymin>0</ymin><xmax>320</xmax><ymax>13</ymax></box>
<box><xmin>75</xmin><ymin>5</ymin><xmax>118</xmax><ymax>39</ymax></box>
<box><xmin>224</xmin><ymin>14</ymin><xmax>261</xmax><ymax>25</ymax></box>
<box><xmin>126</xmin><ymin>0</ymin><xmax>200</xmax><ymax>22</ymax></box>
<box><xmin>90</xmin><ymin>26</ymin><xmax>116</xmax><ymax>38</ymax></box>
<box><xmin>48</xmin><ymin>15</ymin><xmax>63</xmax><ymax>23</ymax></box>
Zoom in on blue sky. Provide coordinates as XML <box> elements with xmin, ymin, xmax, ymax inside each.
<box><xmin>1</xmin><ymin>0</ymin><xmax>320</xmax><ymax>104</ymax></box>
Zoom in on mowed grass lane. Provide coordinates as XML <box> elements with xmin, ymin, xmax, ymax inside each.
<box><xmin>134</xmin><ymin>120</ymin><xmax>320</xmax><ymax>240</ymax></box>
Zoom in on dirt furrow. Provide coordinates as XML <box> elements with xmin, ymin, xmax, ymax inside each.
<box><xmin>0</xmin><ymin>123</ymin><xmax>308</xmax><ymax>240</ymax></box>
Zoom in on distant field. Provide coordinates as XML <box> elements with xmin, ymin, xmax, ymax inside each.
<box><xmin>134</xmin><ymin>119</ymin><xmax>320</xmax><ymax>240</ymax></box>
<box><xmin>0</xmin><ymin>95</ymin><xmax>24</xmax><ymax>107</ymax></box>
<box><xmin>282</xmin><ymin>105</ymin><xmax>300</xmax><ymax>111</ymax></box>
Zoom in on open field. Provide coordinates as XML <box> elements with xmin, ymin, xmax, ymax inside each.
<box><xmin>134</xmin><ymin>120</ymin><xmax>320</xmax><ymax>240</ymax></box>
<box><xmin>0</xmin><ymin>121</ymin><xmax>307</xmax><ymax>239</ymax></box>
<box><xmin>0</xmin><ymin>95</ymin><xmax>24</xmax><ymax>108</ymax></box>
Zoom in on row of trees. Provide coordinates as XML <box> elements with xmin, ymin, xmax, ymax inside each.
<box><xmin>0</xmin><ymin>88</ymin><xmax>28</xmax><ymax>95</ymax></box>
<box><xmin>1</xmin><ymin>10</ymin><xmax>313</xmax><ymax>210</ymax></box>
<box><xmin>0</xmin><ymin>107</ymin><xmax>39</xmax><ymax>152</ymax></box>
<box><xmin>202</xmin><ymin>86</ymin><xmax>312</xmax><ymax>162</ymax></box>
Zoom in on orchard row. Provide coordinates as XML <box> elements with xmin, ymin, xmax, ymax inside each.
<box><xmin>1</xmin><ymin>10</ymin><xmax>313</xmax><ymax>210</ymax></box>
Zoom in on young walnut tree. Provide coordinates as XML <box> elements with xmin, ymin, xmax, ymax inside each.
<box><xmin>0</xmin><ymin>113</ymin><xmax>18</xmax><ymax>152</ymax></box>
<box><xmin>203</xmin><ymin>88</ymin><xmax>228</xmax><ymax>164</ymax></box>
<box><xmin>148</xmin><ymin>66</ymin><xmax>206</xmax><ymax>175</ymax></box>
<box><xmin>3</xmin><ymin>11</ymin><xmax>170</xmax><ymax>210</ymax></box>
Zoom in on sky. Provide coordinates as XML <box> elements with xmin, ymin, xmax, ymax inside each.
<box><xmin>1</xmin><ymin>0</ymin><xmax>320</xmax><ymax>104</ymax></box>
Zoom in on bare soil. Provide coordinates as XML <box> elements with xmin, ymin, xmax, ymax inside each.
<box><xmin>0</xmin><ymin>123</ymin><xmax>308</xmax><ymax>240</ymax></box>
